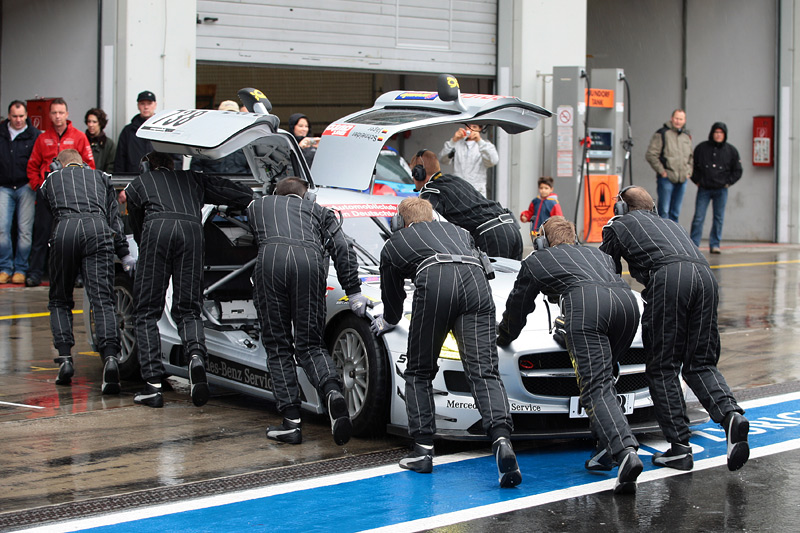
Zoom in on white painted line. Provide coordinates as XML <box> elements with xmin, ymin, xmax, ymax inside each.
<box><xmin>0</xmin><ymin>400</ymin><xmax>45</xmax><ymax>410</ymax></box>
<box><xmin>364</xmin><ymin>438</ymin><xmax>800</xmax><ymax>533</ymax></box>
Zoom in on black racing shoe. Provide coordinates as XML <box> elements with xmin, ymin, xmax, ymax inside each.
<box><xmin>585</xmin><ymin>445</ymin><xmax>614</xmax><ymax>472</ymax></box>
<box><xmin>652</xmin><ymin>442</ymin><xmax>693</xmax><ymax>471</ymax></box>
<box><xmin>134</xmin><ymin>382</ymin><xmax>164</xmax><ymax>408</ymax></box>
<box><xmin>101</xmin><ymin>357</ymin><xmax>121</xmax><ymax>395</ymax></box>
<box><xmin>399</xmin><ymin>443</ymin><xmax>434</xmax><ymax>473</ymax></box>
<box><xmin>493</xmin><ymin>437</ymin><xmax>522</xmax><ymax>488</ymax></box>
<box><xmin>724</xmin><ymin>412</ymin><xmax>750</xmax><ymax>471</ymax></box>
<box><xmin>25</xmin><ymin>275</ymin><xmax>41</xmax><ymax>287</ymax></box>
<box><xmin>189</xmin><ymin>355</ymin><xmax>210</xmax><ymax>407</ymax></box>
<box><xmin>266</xmin><ymin>418</ymin><xmax>302</xmax><ymax>444</ymax></box>
<box><xmin>327</xmin><ymin>390</ymin><xmax>352</xmax><ymax>446</ymax></box>
<box><xmin>54</xmin><ymin>356</ymin><xmax>74</xmax><ymax>385</ymax></box>
<box><xmin>614</xmin><ymin>448</ymin><xmax>643</xmax><ymax>495</ymax></box>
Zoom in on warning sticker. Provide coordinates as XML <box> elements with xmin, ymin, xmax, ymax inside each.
<box><xmin>322</xmin><ymin>123</ymin><xmax>356</xmax><ymax>137</ymax></box>
<box><xmin>556</xmin><ymin>105</ymin><xmax>573</xmax><ymax>126</ymax></box>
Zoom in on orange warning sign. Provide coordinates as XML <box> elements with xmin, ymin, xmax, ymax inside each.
<box><xmin>584</xmin><ymin>88</ymin><xmax>615</xmax><ymax>108</ymax></box>
<box><xmin>583</xmin><ymin>175</ymin><xmax>618</xmax><ymax>242</ymax></box>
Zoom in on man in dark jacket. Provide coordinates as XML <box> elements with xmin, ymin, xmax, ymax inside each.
<box><xmin>114</xmin><ymin>91</ymin><xmax>157</xmax><ymax>173</ymax></box>
<box><xmin>40</xmin><ymin>149</ymin><xmax>134</xmax><ymax>392</ymax></box>
<box><xmin>689</xmin><ymin>122</ymin><xmax>742</xmax><ymax>253</ymax></box>
<box><xmin>497</xmin><ymin>216</ymin><xmax>643</xmax><ymax>494</ymax></box>
<box><xmin>600</xmin><ymin>186</ymin><xmax>750</xmax><ymax>473</ymax></box>
<box><xmin>124</xmin><ymin>151</ymin><xmax>254</xmax><ymax>408</ymax></box>
<box><xmin>0</xmin><ymin>101</ymin><xmax>40</xmax><ymax>284</ymax></box>
<box><xmin>247</xmin><ymin>177</ymin><xmax>368</xmax><ymax>446</ymax></box>
<box><xmin>411</xmin><ymin>150</ymin><xmax>523</xmax><ymax>260</ymax></box>
<box><xmin>373</xmin><ymin>197</ymin><xmax>521</xmax><ymax>488</ymax></box>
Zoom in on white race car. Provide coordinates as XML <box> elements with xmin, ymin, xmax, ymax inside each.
<box><xmin>86</xmin><ymin>79</ymin><xmax>693</xmax><ymax>439</ymax></box>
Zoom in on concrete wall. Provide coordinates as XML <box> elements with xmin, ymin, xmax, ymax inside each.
<box><xmin>588</xmin><ymin>0</ymin><xmax>777</xmax><ymax>242</ymax></box>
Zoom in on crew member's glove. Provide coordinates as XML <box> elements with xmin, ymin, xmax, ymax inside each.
<box><xmin>348</xmin><ymin>293</ymin><xmax>373</xmax><ymax>318</ymax></box>
<box><xmin>370</xmin><ymin>315</ymin><xmax>396</xmax><ymax>337</ymax></box>
<box><xmin>121</xmin><ymin>254</ymin><xmax>137</xmax><ymax>274</ymax></box>
<box><xmin>496</xmin><ymin>323</ymin><xmax>511</xmax><ymax>347</ymax></box>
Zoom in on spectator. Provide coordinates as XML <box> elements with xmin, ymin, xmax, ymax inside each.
<box><xmin>645</xmin><ymin>109</ymin><xmax>693</xmax><ymax>222</ymax></box>
<box><xmin>26</xmin><ymin>98</ymin><xmax>95</xmax><ymax>287</ymax></box>
<box><xmin>0</xmin><ymin>100</ymin><xmax>40</xmax><ymax>284</ymax></box>
<box><xmin>689</xmin><ymin>122</ymin><xmax>743</xmax><ymax>254</ymax></box>
<box><xmin>520</xmin><ymin>176</ymin><xmax>563</xmax><ymax>244</ymax></box>
<box><xmin>85</xmin><ymin>108</ymin><xmax>116</xmax><ymax>173</ymax></box>
<box><xmin>438</xmin><ymin>124</ymin><xmax>498</xmax><ymax>197</ymax></box>
<box><xmin>114</xmin><ymin>91</ymin><xmax>157</xmax><ymax>173</ymax></box>
<box><xmin>190</xmin><ymin>100</ymin><xmax>249</xmax><ymax>175</ymax></box>
<box><xmin>287</xmin><ymin>113</ymin><xmax>317</xmax><ymax>166</ymax></box>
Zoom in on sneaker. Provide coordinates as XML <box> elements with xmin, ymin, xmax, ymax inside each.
<box><xmin>54</xmin><ymin>356</ymin><xmax>74</xmax><ymax>385</ymax></box>
<box><xmin>134</xmin><ymin>382</ymin><xmax>164</xmax><ymax>408</ymax></box>
<box><xmin>25</xmin><ymin>275</ymin><xmax>41</xmax><ymax>287</ymax></box>
<box><xmin>266</xmin><ymin>418</ymin><xmax>302</xmax><ymax>444</ymax></box>
<box><xmin>327</xmin><ymin>390</ymin><xmax>352</xmax><ymax>445</ymax></box>
<box><xmin>188</xmin><ymin>354</ymin><xmax>209</xmax><ymax>407</ymax></box>
<box><xmin>710</xmin><ymin>247</ymin><xmax>721</xmax><ymax>254</ymax></box>
<box><xmin>614</xmin><ymin>448</ymin><xmax>643</xmax><ymax>494</ymax></box>
<box><xmin>652</xmin><ymin>442</ymin><xmax>693</xmax><ymax>470</ymax></box>
<box><xmin>724</xmin><ymin>412</ymin><xmax>750</xmax><ymax>471</ymax></box>
<box><xmin>11</xmin><ymin>272</ymin><xmax>25</xmax><ymax>284</ymax></box>
<box><xmin>101</xmin><ymin>357</ymin><xmax>121</xmax><ymax>395</ymax></box>
<box><xmin>585</xmin><ymin>445</ymin><xmax>614</xmax><ymax>472</ymax></box>
<box><xmin>0</xmin><ymin>272</ymin><xmax>9</xmax><ymax>284</ymax></box>
<box><xmin>399</xmin><ymin>443</ymin><xmax>434</xmax><ymax>473</ymax></box>
<box><xmin>493</xmin><ymin>437</ymin><xmax>522</xmax><ymax>488</ymax></box>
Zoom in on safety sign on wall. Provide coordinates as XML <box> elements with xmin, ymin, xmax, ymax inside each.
<box><xmin>556</xmin><ymin>105</ymin><xmax>574</xmax><ymax>177</ymax></box>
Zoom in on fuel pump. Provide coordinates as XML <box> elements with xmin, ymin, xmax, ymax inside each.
<box><xmin>547</xmin><ymin>67</ymin><xmax>629</xmax><ymax>242</ymax></box>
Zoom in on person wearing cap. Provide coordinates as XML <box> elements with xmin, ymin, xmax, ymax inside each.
<box><xmin>190</xmin><ymin>101</ymin><xmax>249</xmax><ymax>175</ymax></box>
<box><xmin>114</xmin><ymin>91</ymin><xmax>157</xmax><ymax>173</ymax></box>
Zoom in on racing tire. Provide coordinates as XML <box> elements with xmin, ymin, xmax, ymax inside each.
<box><xmin>85</xmin><ymin>269</ymin><xmax>140</xmax><ymax>381</ymax></box>
<box><xmin>327</xmin><ymin>315</ymin><xmax>389</xmax><ymax>437</ymax></box>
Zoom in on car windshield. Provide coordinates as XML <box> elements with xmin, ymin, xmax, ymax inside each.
<box><xmin>339</xmin><ymin>215</ymin><xmax>391</xmax><ymax>268</ymax></box>
<box><xmin>375</xmin><ymin>151</ymin><xmax>413</xmax><ymax>185</ymax></box>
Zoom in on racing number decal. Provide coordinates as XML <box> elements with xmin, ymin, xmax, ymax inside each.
<box><xmin>150</xmin><ymin>109</ymin><xmax>208</xmax><ymax>128</ymax></box>
<box><xmin>446</xmin><ymin>76</ymin><xmax>459</xmax><ymax>89</ymax></box>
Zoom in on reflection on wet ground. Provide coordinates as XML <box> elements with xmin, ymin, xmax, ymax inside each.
<box><xmin>0</xmin><ymin>242</ymin><xmax>798</xmax><ymax>522</ymax></box>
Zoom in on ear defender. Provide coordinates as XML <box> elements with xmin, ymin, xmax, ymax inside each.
<box><xmin>390</xmin><ymin>212</ymin><xmax>405</xmax><ymax>232</ymax></box>
<box><xmin>303</xmin><ymin>187</ymin><xmax>317</xmax><ymax>203</ymax></box>
<box><xmin>411</xmin><ymin>149</ymin><xmax>427</xmax><ymax>182</ymax></box>
<box><xmin>614</xmin><ymin>185</ymin><xmax>635</xmax><ymax>216</ymax></box>
<box><xmin>138</xmin><ymin>154</ymin><xmax>151</xmax><ymax>173</ymax></box>
<box><xmin>533</xmin><ymin>222</ymin><xmax>549</xmax><ymax>251</ymax></box>
<box><xmin>49</xmin><ymin>157</ymin><xmax>63</xmax><ymax>173</ymax></box>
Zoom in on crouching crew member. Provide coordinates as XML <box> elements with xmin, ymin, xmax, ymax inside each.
<box><xmin>497</xmin><ymin>216</ymin><xmax>643</xmax><ymax>494</ymax></box>
<box><xmin>372</xmin><ymin>197</ymin><xmax>520</xmax><ymax>488</ymax></box>
<box><xmin>40</xmin><ymin>149</ymin><xmax>134</xmax><ymax>393</ymax></box>
<box><xmin>411</xmin><ymin>150</ymin><xmax>523</xmax><ymax>260</ymax></box>
<box><xmin>124</xmin><ymin>151</ymin><xmax>254</xmax><ymax>408</ymax></box>
<box><xmin>247</xmin><ymin>177</ymin><xmax>369</xmax><ymax>446</ymax></box>
<box><xmin>600</xmin><ymin>186</ymin><xmax>749</xmax><ymax>472</ymax></box>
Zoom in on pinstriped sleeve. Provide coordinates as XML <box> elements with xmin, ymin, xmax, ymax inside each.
<box><xmin>379</xmin><ymin>243</ymin><xmax>406</xmax><ymax>325</ymax></box>
<box><xmin>498</xmin><ymin>261</ymin><xmax>540</xmax><ymax>344</ymax></box>
<box><xmin>105</xmin><ymin>180</ymin><xmax>130</xmax><ymax>258</ymax></box>
<box><xmin>322</xmin><ymin>208</ymin><xmax>361</xmax><ymax>295</ymax></box>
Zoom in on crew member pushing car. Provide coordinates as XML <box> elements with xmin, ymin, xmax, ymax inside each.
<box><xmin>247</xmin><ymin>177</ymin><xmax>369</xmax><ymax>446</ymax></box>
<box><xmin>124</xmin><ymin>151</ymin><xmax>254</xmax><ymax>408</ymax></box>
<box><xmin>411</xmin><ymin>150</ymin><xmax>523</xmax><ymax>260</ymax></box>
<box><xmin>600</xmin><ymin>186</ymin><xmax>750</xmax><ymax>472</ymax></box>
<box><xmin>372</xmin><ymin>197</ymin><xmax>520</xmax><ymax>488</ymax></box>
<box><xmin>497</xmin><ymin>216</ymin><xmax>643</xmax><ymax>494</ymax></box>
<box><xmin>40</xmin><ymin>149</ymin><xmax>135</xmax><ymax>393</ymax></box>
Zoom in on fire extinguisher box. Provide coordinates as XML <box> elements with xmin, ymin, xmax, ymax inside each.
<box><xmin>752</xmin><ymin>115</ymin><xmax>774</xmax><ymax>167</ymax></box>
<box><xmin>26</xmin><ymin>98</ymin><xmax>61</xmax><ymax>132</ymax></box>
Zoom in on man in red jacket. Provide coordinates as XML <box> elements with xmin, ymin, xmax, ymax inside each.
<box><xmin>26</xmin><ymin>98</ymin><xmax>95</xmax><ymax>287</ymax></box>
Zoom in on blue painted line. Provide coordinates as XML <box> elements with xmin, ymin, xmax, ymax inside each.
<box><xmin>73</xmin><ymin>396</ymin><xmax>800</xmax><ymax>533</ymax></box>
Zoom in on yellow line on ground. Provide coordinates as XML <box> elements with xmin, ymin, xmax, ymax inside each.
<box><xmin>0</xmin><ymin>310</ymin><xmax>83</xmax><ymax>321</ymax></box>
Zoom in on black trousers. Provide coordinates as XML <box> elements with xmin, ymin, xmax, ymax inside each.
<box><xmin>563</xmin><ymin>286</ymin><xmax>640</xmax><ymax>457</ymax></box>
<box><xmin>134</xmin><ymin>218</ymin><xmax>206</xmax><ymax>383</ymax></box>
<box><xmin>47</xmin><ymin>217</ymin><xmax>117</xmax><ymax>357</ymax></box>
<box><xmin>253</xmin><ymin>243</ymin><xmax>340</xmax><ymax>415</ymax></box>
<box><xmin>405</xmin><ymin>263</ymin><xmax>512</xmax><ymax>445</ymax></box>
<box><xmin>642</xmin><ymin>262</ymin><xmax>742</xmax><ymax>444</ymax></box>
<box><xmin>475</xmin><ymin>222</ymin><xmax>522</xmax><ymax>260</ymax></box>
<box><xmin>28</xmin><ymin>194</ymin><xmax>53</xmax><ymax>280</ymax></box>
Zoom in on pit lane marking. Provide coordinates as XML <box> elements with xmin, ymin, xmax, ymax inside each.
<box><xmin>0</xmin><ymin>400</ymin><xmax>45</xmax><ymax>410</ymax></box>
<box><xmin>0</xmin><ymin>310</ymin><xmax>83</xmax><ymax>321</ymax></box>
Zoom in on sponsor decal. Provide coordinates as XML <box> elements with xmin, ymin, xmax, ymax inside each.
<box><xmin>322</xmin><ymin>123</ymin><xmax>356</xmax><ymax>137</ymax></box>
<box><xmin>510</xmin><ymin>402</ymin><xmax>543</xmax><ymax>412</ymax></box>
<box><xmin>207</xmin><ymin>354</ymin><xmax>272</xmax><ymax>392</ymax></box>
<box><xmin>351</xmin><ymin>131</ymin><xmax>381</xmax><ymax>142</ymax></box>
<box><xmin>461</xmin><ymin>94</ymin><xmax>510</xmax><ymax>101</ymax></box>
<box><xmin>446</xmin><ymin>399</ymin><xmax>477</xmax><ymax>410</ymax></box>
<box><xmin>395</xmin><ymin>92</ymin><xmax>438</xmax><ymax>101</ymax></box>
<box><xmin>321</xmin><ymin>203</ymin><xmax>398</xmax><ymax>218</ymax></box>
<box><xmin>360</xmin><ymin>276</ymin><xmax>381</xmax><ymax>283</ymax></box>
<box><xmin>249</xmin><ymin>89</ymin><xmax>268</xmax><ymax>102</ymax></box>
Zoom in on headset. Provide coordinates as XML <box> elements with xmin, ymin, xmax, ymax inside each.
<box><xmin>411</xmin><ymin>149</ymin><xmax>427</xmax><ymax>183</ymax></box>
<box><xmin>613</xmin><ymin>185</ymin><xmax>656</xmax><ymax>216</ymax></box>
<box><xmin>49</xmin><ymin>157</ymin><xmax>62</xmax><ymax>173</ymax></box>
<box><xmin>390</xmin><ymin>211</ymin><xmax>405</xmax><ymax>232</ymax></box>
<box><xmin>138</xmin><ymin>153</ymin><xmax>152</xmax><ymax>173</ymax></box>
<box><xmin>533</xmin><ymin>221</ymin><xmax>549</xmax><ymax>251</ymax></box>
<box><xmin>303</xmin><ymin>187</ymin><xmax>317</xmax><ymax>203</ymax></box>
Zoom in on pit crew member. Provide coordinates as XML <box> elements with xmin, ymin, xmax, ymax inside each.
<box><xmin>411</xmin><ymin>150</ymin><xmax>523</xmax><ymax>260</ymax></box>
<box><xmin>600</xmin><ymin>186</ymin><xmax>749</xmax><ymax>472</ymax></box>
<box><xmin>372</xmin><ymin>196</ymin><xmax>521</xmax><ymax>488</ymax></box>
<box><xmin>496</xmin><ymin>216</ymin><xmax>643</xmax><ymax>494</ymax></box>
<box><xmin>124</xmin><ymin>151</ymin><xmax>254</xmax><ymax>408</ymax></box>
<box><xmin>246</xmin><ymin>177</ymin><xmax>368</xmax><ymax>446</ymax></box>
<box><xmin>40</xmin><ymin>149</ymin><xmax>134</xmax><ymax>393</ymax></box>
